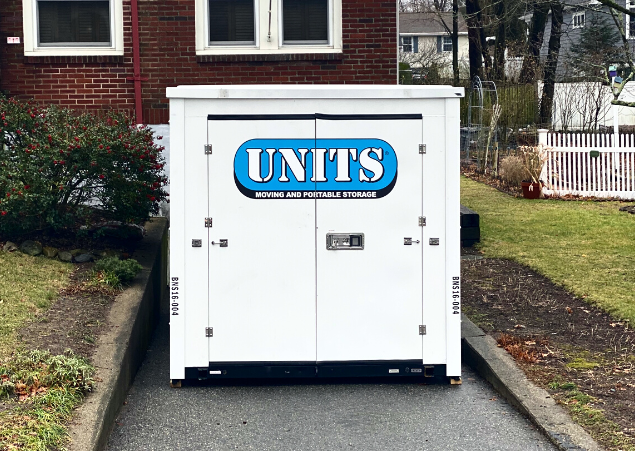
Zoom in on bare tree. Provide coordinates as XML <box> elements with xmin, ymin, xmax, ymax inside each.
<box><xmin>402</xmin><ymin>0</ymin><xmax>635</xmax><ymax>88</ymax></box>
<box><xmin>520</xmin><ymin>0</ymin><xmax>549</xmax><ymax>83</ymax></box>
<box><xmin>400</xmin><ymin>39</ymin><xmax>456</xmax><ymax>82</ymax></box>
<box><xmin>608</xmin><ymin>8</ymin><xmax>635</xmax><ymax>107</ymax></box>
<box><xmin>452</xmin><ymin>0</ymin><xmax>460</xmax><ymax>84</ymax></box>
<box><xmin>491</xmin><ymin>0</ymin><xmax>507</xmax><ymax>80</ymax></box>
<box><xmin>401</xmin><ymin>0</ymin><xmax>460</xmax><ymax>85</ymax></box>
<box><xmin>538</xmin><ymin>0</ymin><xmax>563</xmax><ymax>125</ymax></box>
<box><xmin>466</xmin><ymin>0</ymin><xmax>486</xmax><ymax>79</ymax></box>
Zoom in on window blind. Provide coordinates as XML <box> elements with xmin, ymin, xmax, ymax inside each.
<box><xmin>38</xmin><ymin>1</ymin><xmax>110</xmax><ymax>44</ymax></box>
<box><xmin>209</xmin><ymin>0</ymin><xmax>255</xmax><ymax>43</ymax></box>
<box><xmin>283</xmin><ymin>0</ymin><xmax>328</xmax><ymax>42</ymax></box>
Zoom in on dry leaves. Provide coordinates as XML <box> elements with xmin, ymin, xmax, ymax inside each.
<box><xmin>497</xmin><ymin>333</ymin><xmax>539</xmax><ymax>363</ymax></box>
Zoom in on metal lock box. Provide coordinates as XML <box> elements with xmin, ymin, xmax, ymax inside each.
<box><xmin>167</xmin><ymin>85</ymin><xmax>464</xmax><ymax>383</ymax></box>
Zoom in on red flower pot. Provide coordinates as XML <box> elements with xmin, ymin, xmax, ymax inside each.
<box><xmin>521</xmin><ymin>181</ymin><xmax>541</xmax><ymax>199</ymax></box>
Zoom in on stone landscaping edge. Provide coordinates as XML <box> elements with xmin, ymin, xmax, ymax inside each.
<box><xmin>68</xmin><ymin>217</ymin><xmax>168</xmax><ymax>451</ymax></box>
<box><xmin>461</xmin><ymin>314</ymin><xmax>604</xmax><ymax>451</ymax></box>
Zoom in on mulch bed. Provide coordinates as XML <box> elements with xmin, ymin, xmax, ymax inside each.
<box><xmin>462</xmin><ymin>256</ymin><xmax>635</xmax><ymax>450</ymax></box>
<box><xmin>18</xmin><ymin>264</ymin><xmax>117</xmax><ymax>359</ymax></box>
<box><xmin>461</xmin><ymin>163</ymin><xmax>524</xmax><ymax>197</ymax></box>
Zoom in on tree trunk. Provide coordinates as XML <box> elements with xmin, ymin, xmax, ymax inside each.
<box><xmin>466</xmin><ymin>0</ymin><xmax>484</xmax><ymax>79</ymax></box>
<box><xmin>452</xmin><ymin>0</ymin><xmax>460</xmax><ymax>85</ymax></box>
<box><xmin>520</xmin><ymin>0</ymin><xmax>549</xmax><ymax>83</ymax></box>
<box><xmin>479</xmin><ymin>14</ymin><xmax>491</xmax><ymax>77</ymax></box>
<box><xmin>0</xmin><ymin>10</ymin><xmax>3</xmax><ymax>89</ymax></box>
<box><xmin>492</xmin><ymin>0</ymin><xmax>507</xmax><ymax>80</ymax></box>
<box><xmin>539</xmin><ymin>1</ymin><xmax>563</xmax><ymax>126</ymax></box>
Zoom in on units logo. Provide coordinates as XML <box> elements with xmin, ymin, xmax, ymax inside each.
<box><xmin>234</xmin><ymin>139</ymin><xmax>398</xmax><ymax>199</ymax></box>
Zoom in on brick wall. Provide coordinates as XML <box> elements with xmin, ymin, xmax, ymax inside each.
<box><xmin>0</xmin><ymin>1</ymin><xmax>397</xmax><ymax>124</ymax></box>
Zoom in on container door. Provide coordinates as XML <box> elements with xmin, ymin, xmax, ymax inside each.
<box><xmin>207</xmin><ymin>117</ymin><xmax>316</xmax><ymax>363</ymax></box>
<box><xmin>315</xmin><ymin>115</ymin><xmax>424</xmax><ymax>362</ymax></box>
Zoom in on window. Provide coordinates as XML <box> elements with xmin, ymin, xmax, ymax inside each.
<box><xmin>442</xmin><ymin>36</ymin><xmax>452</xmax><ymax>52</ymax></box>
<box><xmin>572</xmin><ymin>11</ymin><xmax>585</xmax><ymax>29</ymax></box>
<box><xmin>196</xmin><ymin>0</ymin><xmax>342</xmax><ymax>55</ymax></box>
<box><xmin>283</xmin><ymin>0</ymin><xmax>328</xmax><ymax>43</ymax></box>
<box><xmin>39</xmin><ymin>1</ymin><xmax>110</xmax><ymax>45</ymax></box>
<box><xmin>209</xmin><ymin>0</ymin><xmax>255</xmax><ymax>44</ymax></box>
<box><xmin>401</xmin><ymin>36</ymin><xmax>413</xmax><ymax>53</ymax></box>
<box><xmin>22</xmin><ymin>0</ymin><xmax>123</xmax><ymax>56</ymax></box>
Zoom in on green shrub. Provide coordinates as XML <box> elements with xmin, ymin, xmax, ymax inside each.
<box><xmin>94</xmin><ymin>269</ymin><xmax>122</xmax><ymax>289</ymax></box>
<box><xmin>399</xmin><ymin>62</ymin><xmax>413</xmax><ymax>85</ymax></box>
<box><xmin>0</xmin><ymin>97</ymin><xmax>168</xmax><ymax>237</ymax></box>
<box><xmin>94</xmin><ymin>257</ymin><xmax>142</xmax><ymax>286</ymax></box>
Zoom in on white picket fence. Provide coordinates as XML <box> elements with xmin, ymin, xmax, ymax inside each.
<box><xmin>538</xmin><ymin>130</ymin><xmax>635</xmax><ymax>200</ymax></box>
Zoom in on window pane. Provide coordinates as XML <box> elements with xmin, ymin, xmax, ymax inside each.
<box><xmin>401</xmin><ymin>36</ymin><xmax>412</xmax><ymax>52</ymax></box>
<box><xmin>443</xmin><ymin>36</ymin><xmax>452</xmax><ymax>52</ymax></box>
<box><xmin>283</xmin><ymin>0</ymin><xmax>328</xmax><ymax>42</ymax></box>
<box><xmin>209</xmin><ymin>0</ymin><xmax>255</xmax><ymax>43</ymax></box>
<box><xmin>38</xmin><ymin>1</ymin><xmax>110</xmax><ymax>44</ymax></box>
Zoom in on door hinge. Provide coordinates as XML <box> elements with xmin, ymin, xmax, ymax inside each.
<box><xmin>204</xmin><ymin>144</ymin><xmax>213</xmax><ymax>155</ymax></box>
<box><xmin>419</xmin><ymin>144</ymin><xmax>426</xmax><ymax>154</ymax></box>
<box><xmin>206</xmin><ymin>327</ymin><xmax>213</xmax><ymax>337</ymax></box>
<box><xmin>418</xmin><ymin>216</ymin><xmax>426</xmax><ymax>227</ymax></box>
<box><xmin>205</xmin><ymin>217</ymin><xmax>213</xmax><ymax>228</ymax></box>
<box><xmin>419</xmin><ymin>325</ymin><xmax>426</xmax><ymax>335</ymax></box>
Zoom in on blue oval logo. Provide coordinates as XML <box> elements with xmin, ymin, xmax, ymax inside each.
<box><xmin>234</xmin><ymin>139</ymin><xmax>398</xmax><ymax>199</ymax></box>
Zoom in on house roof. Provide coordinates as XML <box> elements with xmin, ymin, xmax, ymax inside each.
<box><xmin>399</xmin><ymin>12</ymin><xmax>467</xmax><ymax>35</ymax></box>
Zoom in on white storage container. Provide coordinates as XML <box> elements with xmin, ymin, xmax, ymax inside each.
<box><xmin>167</xmin><ymin>85</ymin><xmax>464</xmax><ymax>384</ymax></box>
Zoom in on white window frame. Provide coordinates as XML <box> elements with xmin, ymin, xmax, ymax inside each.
<box><xmin>442</xmin><ymin>36</ymin><xmax>452</xmax><ymax>52</ymax></box>
<box><xmin>572</xmin><ymin>11</ymin><xmax>585</xmax><ymax>29</ymax></box>
<box><xmin>628</xmin><ymin>0</ymin><xmax>635</xmax><ymax>39</ymax></box>
<box><xmin>195</xmin><ymin>0</ymin><xmax>342</xmax><ymax>55</ymax></box>
<box><xmin>22</xmin><ymin>0</ymin><xmax>124</xmax><ymax>56</ymax></box>
<box><xmin>401</xmin><ymin>36</ymin><xmax>413</xmax><ymax>53</ymax></box>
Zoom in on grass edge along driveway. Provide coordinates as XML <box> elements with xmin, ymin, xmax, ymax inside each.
<box><xmin>460</xmin><ymin>176</ymin><xmax>635</xmax><ymax>324</ymax></box>
<box><xmin>0</xmin><ymin>250</ymin><xmax>96</xmax><ymax>451</ymax></box>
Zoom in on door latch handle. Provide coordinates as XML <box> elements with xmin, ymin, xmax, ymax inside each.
<box><xmin>404</xmin><ymin>238</ymin><xmax>420</xmax><ymax>245</ymax></box>
<box><xmin>211</xmin><ymin>239</ymin><xmax>228</xmax><ymax>247</ymax></box>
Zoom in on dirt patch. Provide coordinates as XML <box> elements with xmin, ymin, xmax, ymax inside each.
<box><xmin>18</xmin><ymin>264</ymin><xmax>117</xmax><ymax>359</ymax></box>
<box><xmin>462</xmin><ymin>256</ymin><xmax>635</xmax><ymax>450</ymax></box>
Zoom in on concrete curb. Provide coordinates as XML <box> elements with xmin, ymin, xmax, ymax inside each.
<box><xmin>461</xmin><ymin>314</ymin><xmax>604</xmax><ymax>451</ymax></box>
<box><xmin>69</xmin><ymin>218</ymin><xmax>168</xmax><ymax>451</ymax></box>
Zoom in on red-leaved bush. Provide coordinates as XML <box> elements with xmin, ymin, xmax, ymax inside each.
<box><xmin>0</xmin><ymin>97</ymin><xmax>168</xmax><ymax>236</ymax></box>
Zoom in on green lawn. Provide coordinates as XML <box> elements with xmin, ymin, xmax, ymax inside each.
<box><xmin>0</xmin><ymin>251</ymin><xmax>71</xmax><ymax>357</ymax></box>
<box><xmin>461</xmin><ymin>176</ymin><xmax>635</xmax><ymax>323</ymax></box>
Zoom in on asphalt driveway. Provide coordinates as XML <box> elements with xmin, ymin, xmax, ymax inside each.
<box><xmin>105</xmin><ymin>301</ymin><xmax>557</xmax><ymax>451</ymax></box>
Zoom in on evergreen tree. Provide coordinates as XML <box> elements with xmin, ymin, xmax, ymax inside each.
<box><xmin>568</xmin><ymin>12</ymin><xmax>624</xmax><ymax>80</ymax></box>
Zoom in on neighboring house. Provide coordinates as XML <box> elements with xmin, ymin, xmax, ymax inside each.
<box><xmin>399</xmin><ymin>12</ymin><xmax>468</xmax><ymax>78</ymax></box>
<box><xmin>528</xmin><ymin>0</ymin><xmax>635</xmax><ymax>80</ymax></box>
<box><xmin>0</xmin><ymin>0</ymin><xmax>397</xmax><ymax>125</ymax></box>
